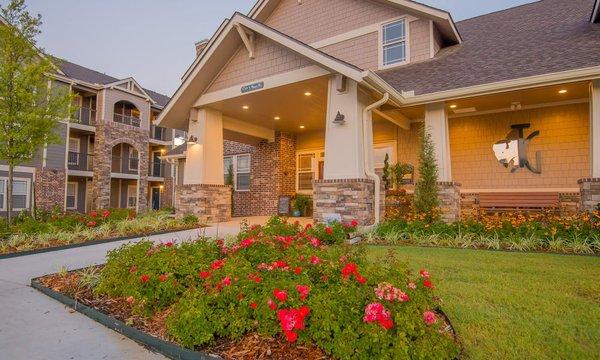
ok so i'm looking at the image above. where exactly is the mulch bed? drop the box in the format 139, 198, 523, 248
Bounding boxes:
37, 268, 329, 360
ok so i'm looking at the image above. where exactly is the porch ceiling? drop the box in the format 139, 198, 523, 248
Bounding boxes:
207, 76, 329, 134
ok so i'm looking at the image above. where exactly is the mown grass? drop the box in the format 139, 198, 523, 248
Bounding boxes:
367, 246, 600, 359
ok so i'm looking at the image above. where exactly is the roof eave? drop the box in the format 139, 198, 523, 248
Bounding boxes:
592, 0, 600, 23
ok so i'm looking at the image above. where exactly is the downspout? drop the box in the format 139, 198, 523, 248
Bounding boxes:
362, 93, 389, 225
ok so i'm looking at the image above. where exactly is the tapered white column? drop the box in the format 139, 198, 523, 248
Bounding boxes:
183, 108, 224, 185
323, 76, 366, 179
591, 80, 600, 178
424, 102, 452, 182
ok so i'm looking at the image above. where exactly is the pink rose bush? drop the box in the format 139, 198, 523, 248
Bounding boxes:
95, 216, 458, 359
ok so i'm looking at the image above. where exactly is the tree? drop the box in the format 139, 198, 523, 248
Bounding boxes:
0, 0, 71, 223
382, 153, 391, 190
413, 125, 439, 217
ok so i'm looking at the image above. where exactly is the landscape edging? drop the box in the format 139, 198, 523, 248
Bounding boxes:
30, 278, 219, 360
0, 227, 202, 260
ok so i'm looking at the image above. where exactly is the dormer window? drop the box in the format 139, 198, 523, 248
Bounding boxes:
381, 19, 407, 68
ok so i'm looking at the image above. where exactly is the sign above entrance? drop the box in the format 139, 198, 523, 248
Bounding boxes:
241, 81, 264, 94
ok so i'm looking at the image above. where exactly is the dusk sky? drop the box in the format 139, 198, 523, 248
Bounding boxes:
2, 0, 535, 96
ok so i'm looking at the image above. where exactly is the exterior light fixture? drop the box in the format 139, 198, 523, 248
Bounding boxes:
274, 116, 280, 120
187, 135, 198, 144
558, 89, 567, 94
304, 92, 312, 96
159, 185, 164, 190
299, 125, 305, 129
242, 105, 249, 110
449, 104, 457, 109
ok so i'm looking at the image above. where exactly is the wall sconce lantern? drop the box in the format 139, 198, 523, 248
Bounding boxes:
187, 135, 198, 144
333, 111, 346, 125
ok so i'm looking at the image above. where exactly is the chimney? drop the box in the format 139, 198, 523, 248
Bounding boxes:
195, 39, 209, 57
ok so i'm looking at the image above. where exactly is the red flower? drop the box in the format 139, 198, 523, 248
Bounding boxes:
423, 279, 434, 289
165, 241, 174, 248
304, 223, 312, 230
309, 237, 321, 247
268, 298, 277, 310
249, 302, 257, 309
351, 219, 359, 227
90, 211, 98, 218
277, 307, 311, 343
129, 265, 137, 274
296, 284, 310, 300
158, 274, 169, 282
273, 288, 288, 302
419, 269, 430, 279
423, 311, 437, 326
102, 210, 110, 218
325, 227, 333, 235
139, 274, 150, 283
341, 263, 358, 279
211, 259, 226, 270
240, 238, 255, 248
199, 271, 211, 279
294, 267, 302, 275
86, 221, 97, 228
126, 296, 134, 304
284, 330, 298, 343
363, 302, 393, 330
310, 255, 321, 265
355, 275, 367, 285
221, 277, 232, 287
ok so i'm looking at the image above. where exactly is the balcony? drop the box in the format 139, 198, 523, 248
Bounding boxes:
149, 162, 166, 178
150, 126, 167, 141
112, 156, 139, 175
71, 107, 96, 126
113, 113, 141, 128
67, 152, 94, 172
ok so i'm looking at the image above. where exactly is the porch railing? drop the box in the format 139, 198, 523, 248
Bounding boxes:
113, 113, 141, 127
67, 152, 94, 171
71, 107, 96, 126
150, 126, 167, 141
149, 162, 166, 177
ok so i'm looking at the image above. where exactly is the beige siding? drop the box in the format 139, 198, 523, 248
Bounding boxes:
432, 23, 443, 55
101, 88, 151, 130
265, 0, 406, 44
409, 19, 431, 63
321, 32, 379, 70
206, 35, 313, 93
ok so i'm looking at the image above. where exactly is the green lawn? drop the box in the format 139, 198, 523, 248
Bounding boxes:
367, 246, 600, 360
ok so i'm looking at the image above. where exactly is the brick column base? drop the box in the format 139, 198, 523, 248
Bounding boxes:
35, 168, 66, 212
175, 184, 232, 223
578, 178, 600, 212
162, 177, 174, 209
438, 182, 461, 223
313, 178, 379, 225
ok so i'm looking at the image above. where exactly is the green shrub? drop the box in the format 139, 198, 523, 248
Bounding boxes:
182, 214, 199, 226
94, 224, 458, 359
413, 125, 439, 220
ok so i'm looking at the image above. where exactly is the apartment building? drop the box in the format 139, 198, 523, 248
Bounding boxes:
0, 58, 181, 216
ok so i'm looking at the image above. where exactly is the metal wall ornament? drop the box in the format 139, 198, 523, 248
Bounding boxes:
492, 123, 542, 174
333, 111, 346, 125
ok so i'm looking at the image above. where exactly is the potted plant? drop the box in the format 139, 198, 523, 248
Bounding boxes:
292, 194, 313, 217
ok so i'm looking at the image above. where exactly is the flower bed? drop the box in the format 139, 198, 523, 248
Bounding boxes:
37, 217, 459, 359
0, 210, 201, 255
370, 210, 600, 254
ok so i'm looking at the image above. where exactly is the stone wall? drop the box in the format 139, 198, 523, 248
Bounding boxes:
161, 177, 174, 209
34, 168, 66, 212
438, 182, 461, 222
579, 178, 600, 212
175, 184, 232, 223
313, 178, 376, 225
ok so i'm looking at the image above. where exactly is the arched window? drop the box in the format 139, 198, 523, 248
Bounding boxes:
113, 101, 141, 127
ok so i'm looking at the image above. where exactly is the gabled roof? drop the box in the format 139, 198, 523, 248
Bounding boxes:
104, 77, 156, 104
158, 12, 405, 130
378, 0, 600, 97
248, 0, 462, 44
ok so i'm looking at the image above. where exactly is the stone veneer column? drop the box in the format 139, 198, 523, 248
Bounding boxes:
161, 177, 174, 208
437, 181, 461, 222
313, 178, 376, 225
578, 178, 600, 212
34, 168, 66, 212
175, 184, 231, 223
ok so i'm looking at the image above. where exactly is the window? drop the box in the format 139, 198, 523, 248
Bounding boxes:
382, 19, 407, 67
12, 180, 28, 209
66, 182, 77, 210
0, 179, 4, 210
129, 148, 139, 171
127, 185, 137, 209
223, 154, 251, 191
297, 153, 315, 191
68, 138, 80, 166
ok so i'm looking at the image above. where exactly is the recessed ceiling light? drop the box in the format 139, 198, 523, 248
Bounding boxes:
304, 92, 312, 96
449, 104, 457, 109
274, 116, 280, 120
299, 125, 305, 129
558, 89, 567, 94
242, 105, 249, 110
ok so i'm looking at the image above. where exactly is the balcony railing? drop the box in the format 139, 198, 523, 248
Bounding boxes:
71, 107, 96, 126
67, 152, 94, 171
149, 162, 166, 177
113, 113, 141, 127
112, 156, 139, 175
150, 126, 167, 141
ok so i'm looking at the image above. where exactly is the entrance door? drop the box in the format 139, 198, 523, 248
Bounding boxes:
151, 187, 160, 210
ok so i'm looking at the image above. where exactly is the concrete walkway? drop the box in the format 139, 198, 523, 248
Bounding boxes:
0, 222, 248, 360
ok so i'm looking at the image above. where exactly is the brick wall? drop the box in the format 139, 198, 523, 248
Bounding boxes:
35, 168, 66, 212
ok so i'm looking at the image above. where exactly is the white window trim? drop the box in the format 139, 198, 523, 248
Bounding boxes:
378, 17, 411, 70
128, 148, 139, 172
224, 154, 251, 192
68, 137, 81, 166
126, 184, 137, 209
66, 181, 78, 210
0, 177, 31, 211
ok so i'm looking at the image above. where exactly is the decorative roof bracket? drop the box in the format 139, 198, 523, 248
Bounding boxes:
234, 23, 255, 59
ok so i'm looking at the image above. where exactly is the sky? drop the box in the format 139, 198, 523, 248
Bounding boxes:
2, 0, 535, 96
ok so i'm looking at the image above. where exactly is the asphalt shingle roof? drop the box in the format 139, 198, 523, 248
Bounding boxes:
378, 0, 600, 96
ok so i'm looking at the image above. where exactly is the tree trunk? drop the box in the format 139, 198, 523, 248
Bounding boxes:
7, 164, 13, 225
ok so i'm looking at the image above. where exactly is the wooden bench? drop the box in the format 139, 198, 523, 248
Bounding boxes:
479, 192, 559, 212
